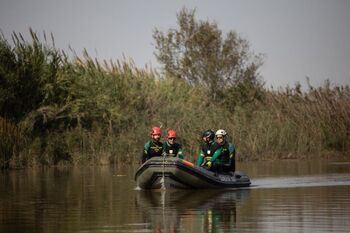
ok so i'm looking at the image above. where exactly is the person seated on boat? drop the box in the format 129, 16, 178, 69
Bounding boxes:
163, 130, 184, 159
141, 126, 164, 163
196, 129, 223, 172
215, 129, 236, 174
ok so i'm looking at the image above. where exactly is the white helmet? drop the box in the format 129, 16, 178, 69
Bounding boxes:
215, 129, 227, 136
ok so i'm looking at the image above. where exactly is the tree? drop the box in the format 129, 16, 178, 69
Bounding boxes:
153, 8, 264, 99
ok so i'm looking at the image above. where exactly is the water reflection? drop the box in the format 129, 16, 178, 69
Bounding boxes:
136, 189, 250, 233
1, 160, 350, 233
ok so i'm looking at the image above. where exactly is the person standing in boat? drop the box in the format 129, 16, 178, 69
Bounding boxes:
141, 126, 164, 163
196, 129, 222, 172
163, 130, 184, 159
215, 129, 236, 173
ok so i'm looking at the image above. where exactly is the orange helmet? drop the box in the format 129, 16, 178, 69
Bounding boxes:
151, 127, 161, 135
167, 130, 177, 138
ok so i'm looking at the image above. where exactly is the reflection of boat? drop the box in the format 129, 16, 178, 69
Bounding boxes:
135, 157, 251, 189
135, 189, 251, 233
136, 189, 250, 210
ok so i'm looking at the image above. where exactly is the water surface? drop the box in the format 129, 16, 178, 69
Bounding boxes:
1, 160, 350, 232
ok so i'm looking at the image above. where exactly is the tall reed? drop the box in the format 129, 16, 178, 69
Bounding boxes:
1, 30, 349, 168
0, 117, 26, 168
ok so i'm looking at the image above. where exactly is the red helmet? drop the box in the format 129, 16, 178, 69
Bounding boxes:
167, 130, 177, 138
151, 127, 161, 135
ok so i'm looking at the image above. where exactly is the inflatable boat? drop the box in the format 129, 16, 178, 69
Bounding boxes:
135, 157, 251, 189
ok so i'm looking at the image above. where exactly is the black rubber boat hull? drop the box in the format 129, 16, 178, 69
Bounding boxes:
135, 157, 251, 189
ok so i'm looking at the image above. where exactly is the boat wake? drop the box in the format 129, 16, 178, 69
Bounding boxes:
251, 173, 350, 189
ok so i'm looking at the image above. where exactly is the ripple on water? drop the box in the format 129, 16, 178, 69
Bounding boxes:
251, 173, 350, 189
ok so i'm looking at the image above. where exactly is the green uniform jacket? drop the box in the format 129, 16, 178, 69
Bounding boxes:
196, 141, 222, 166
142, 140, 163, 163
217, 141, 236, 172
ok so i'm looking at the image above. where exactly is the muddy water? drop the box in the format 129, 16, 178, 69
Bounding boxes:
1, 160, 350, 232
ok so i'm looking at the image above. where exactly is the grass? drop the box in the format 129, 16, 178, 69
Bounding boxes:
0, 30, 349, 169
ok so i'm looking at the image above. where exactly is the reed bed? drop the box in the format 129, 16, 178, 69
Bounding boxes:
0, 117, 26, 169
0, 31, 349, 168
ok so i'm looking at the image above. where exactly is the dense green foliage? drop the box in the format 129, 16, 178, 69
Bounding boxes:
0, 29, 349, 169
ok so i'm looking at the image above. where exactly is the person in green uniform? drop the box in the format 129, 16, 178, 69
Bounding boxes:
215, 129, 236, 173
196, 129, 223, 172
141, 126, 164, 163
163, 130, 184, 159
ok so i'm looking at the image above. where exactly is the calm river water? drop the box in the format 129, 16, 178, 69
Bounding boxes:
1, 159, 350, 233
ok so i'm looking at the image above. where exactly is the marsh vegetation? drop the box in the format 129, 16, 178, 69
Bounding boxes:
1, 9, 349, 169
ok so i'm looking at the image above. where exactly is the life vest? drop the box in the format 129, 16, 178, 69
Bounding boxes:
201, 141, 220, 158
164, 142, 181, 157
